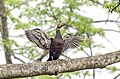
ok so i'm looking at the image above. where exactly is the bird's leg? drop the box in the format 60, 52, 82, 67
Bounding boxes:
51, 56, 59, 75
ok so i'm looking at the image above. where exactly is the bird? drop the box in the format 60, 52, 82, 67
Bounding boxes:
47, 26, 64, 61
25, 23, 84, 61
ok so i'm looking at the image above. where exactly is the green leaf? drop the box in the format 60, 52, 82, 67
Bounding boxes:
106, 66, 118, 73
14, 22, 31, 30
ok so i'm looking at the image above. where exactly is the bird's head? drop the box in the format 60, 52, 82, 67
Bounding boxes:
57, 22, 66, 29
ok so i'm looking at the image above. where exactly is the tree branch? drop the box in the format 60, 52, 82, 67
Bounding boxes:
0, 50, 120, 78
113, 73, 120, 79
94, 20, 120, 23
89, 0, 104, 6
12, 53, 26, 63
110, 0, 120, 13
104, 29, 120, 33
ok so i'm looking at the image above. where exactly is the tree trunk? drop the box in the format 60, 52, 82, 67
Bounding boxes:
0, 0, 12, 64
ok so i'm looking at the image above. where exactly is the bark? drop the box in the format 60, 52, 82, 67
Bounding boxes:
0, 0, 12, 64
0, 50, 120, 79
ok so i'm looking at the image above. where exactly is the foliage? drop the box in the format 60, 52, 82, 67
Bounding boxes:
103, 0, 120, 13
106, 66, 118, 73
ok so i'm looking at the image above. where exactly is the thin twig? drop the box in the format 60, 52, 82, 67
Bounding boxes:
8, 0, 30, 11
90, 0, 104, 6
61, 54, 71, 59
110, 1, 120, 13
94, 20, 120, 23
44, 3, 61, 22
105, 37, 117, 50
15, 53, 31, 60
83, 71, 89, 79
87, 34, 93, 56
113, 73, 120, 79
104, 29, 120, 33
86, 33, 95, 79
36, 50, 49, 61
11, 46, 35, 51
80, 47, 90, 56
12, 53, 26, 63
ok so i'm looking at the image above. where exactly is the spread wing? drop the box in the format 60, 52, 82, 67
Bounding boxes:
63, 34, 84, 52
25, 28, 51, 50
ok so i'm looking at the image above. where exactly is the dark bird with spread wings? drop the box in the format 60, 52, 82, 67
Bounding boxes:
25, 23, 84, 61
